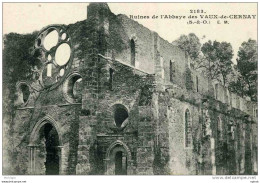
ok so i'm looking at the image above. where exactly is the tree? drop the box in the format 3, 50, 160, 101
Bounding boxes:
236, 39, 257, 101
173, 33, 201, 61
228, 66, 247, 97
200, 40, 234, 86
214, 41, 234, 86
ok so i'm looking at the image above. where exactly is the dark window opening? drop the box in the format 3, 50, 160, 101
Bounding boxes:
115, 151, 127, 175
185, 109, 192, 148
245, 126, 252, 174
66, 74, 82, 102
237, 123, 241, 152
109, 68, 114, 90
43, 123, 59, 175
215, 84, 218, 100
130, 39, 135, 66
114, 105, 129, 128
196, 76, 199, 92
254, 107, 258, 118
37, 38, 41, 47
20, 84, 30, 103
170, 60, 173, 82
217, 118, 222, 140
72, 77, 82, 100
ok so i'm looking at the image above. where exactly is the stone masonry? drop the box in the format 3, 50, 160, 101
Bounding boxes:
6, 3, 257, 175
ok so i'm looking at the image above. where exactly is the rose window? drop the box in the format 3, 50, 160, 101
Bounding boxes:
33, 25, 73, 90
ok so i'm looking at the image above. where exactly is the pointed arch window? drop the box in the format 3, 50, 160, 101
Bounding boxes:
114, 104, 129, 128
185, 109, 192, 148
196, 76, 199, 92
217, 117, 223, 140
215, 84, 219, 100
130, 39, 136, 66
170, 60, 175, 82
109, 68, 114, 91
15, 82, 30, 107
20, 84, 30, 104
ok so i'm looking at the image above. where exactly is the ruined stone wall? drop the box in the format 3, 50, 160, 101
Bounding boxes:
159, 84, 200, 175
166, 98, 199, 175
116, 15, 155, 74
77, 54, 156, 175
158, 37, 187, 87
73, 3, 159, 175
92, 2, 256, 118
9, 11, 88, 175
12, 79, 81, 174
151, 65, 257, 175
94, 57, 147, 174
7, 2, 257, 176
10, 109, 32, 174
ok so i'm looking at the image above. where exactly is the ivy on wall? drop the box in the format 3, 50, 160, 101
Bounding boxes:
3, 32, 41, 174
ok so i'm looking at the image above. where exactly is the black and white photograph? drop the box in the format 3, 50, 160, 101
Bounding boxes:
2, 2, 258, 181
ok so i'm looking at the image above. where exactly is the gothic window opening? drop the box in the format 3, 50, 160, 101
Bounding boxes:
217, 117, 222, 140
63, 73, 83, 103
114, 104, 129, 128
237, 123, 241, 152
185, 109, 192, 148
109, 68, 114, 90
20, 84, 30, 103
196, 76, 199, 92
215, 84, 218, 100
47, 63, 52, 77
203, 110, 212, 137
253, 105, 258, 118
73, 77, 82, 99
226, 89, 230, 105
228, 121, 235, 140
16, 82, 30, 106
170, 60, 173, 82
245, 124, 252, 174
130, 39, 135, 66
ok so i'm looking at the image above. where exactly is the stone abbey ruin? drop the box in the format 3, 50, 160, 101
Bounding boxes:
3, 3, 257, 175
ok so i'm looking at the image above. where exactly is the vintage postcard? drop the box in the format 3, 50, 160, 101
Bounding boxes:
2, 2, 258, 181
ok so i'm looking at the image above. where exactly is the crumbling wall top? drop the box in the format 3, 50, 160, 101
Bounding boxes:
87, 2, 111, 19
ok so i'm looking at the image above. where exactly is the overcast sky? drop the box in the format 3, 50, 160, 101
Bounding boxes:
3, 3, 257, 63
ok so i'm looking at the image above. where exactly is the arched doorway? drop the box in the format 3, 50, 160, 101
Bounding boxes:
115, 151, 127, 175
29, 116, 63, 175
42, 123, 60, 175
105, 141, 132, 175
